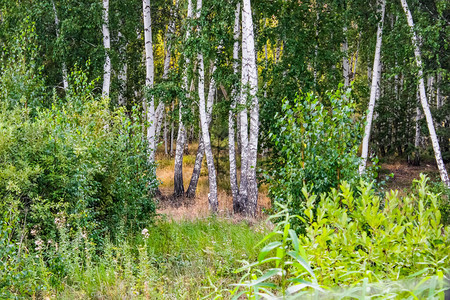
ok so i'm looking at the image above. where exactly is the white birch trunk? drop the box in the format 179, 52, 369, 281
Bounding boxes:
342, 26, 350, 88
52, 0, 68, 90
196, 0, 218, 212
230, 2, 240, 208
359, 0, 385, 175
164, 112, 168, 156
186, 62, 216, 198
155, 102, 165, 143
238, 5, 250, 213
400, 0, 450, 187
170, 102, 174, 156
102, 0, 111, 97
174, 106, 186, 196
174, 0, 194, 197
415, 105, 422, 149
143, 0, 156, 163
242, 0, 259, 216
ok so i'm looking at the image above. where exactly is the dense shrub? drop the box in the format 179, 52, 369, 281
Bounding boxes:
229, 175, 450, 299
0, 71, 158, 245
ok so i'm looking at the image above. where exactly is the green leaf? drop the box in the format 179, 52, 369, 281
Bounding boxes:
258, 241, 282, 262
288, 229, 299, 252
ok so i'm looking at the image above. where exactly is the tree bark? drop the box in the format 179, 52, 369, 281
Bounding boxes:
359, 0, 385, 175
196, 0, 218, 212
400, 0, 450, 187
143, 0, 156, 163
241, 0, 259, 216
164, 112, 168, 156
170, 102, 174, 156
173, 0, 194, 197
102, 0, 111, 97
186, 62, 216, 198
173, 105, 186, 197
342, 26, 350, 88
230, 3, 240, 209
51, 0, 68, 91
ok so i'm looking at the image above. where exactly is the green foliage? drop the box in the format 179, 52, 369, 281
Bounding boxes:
2, 216, 267, 298
0, 17, 46, 109
0, 69, 157, 245
227, 202, 322, 299
227, 175, 449, 299
266, 88, 365, 229
300, 175, 449, 286
429, 180, 450, 226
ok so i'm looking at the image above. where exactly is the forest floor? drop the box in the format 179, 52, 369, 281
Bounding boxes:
155, 143, 444, 220
155, 143, 271, 221
380, 158, 442, 191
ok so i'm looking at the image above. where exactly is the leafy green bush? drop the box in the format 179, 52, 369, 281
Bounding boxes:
0, 69, 158, 245
228, 175, 449, 299
266, 88, 366, 229
300, 175, 449, 286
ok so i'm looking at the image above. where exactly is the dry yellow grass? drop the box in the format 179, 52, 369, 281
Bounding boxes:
155, 142, 271, 220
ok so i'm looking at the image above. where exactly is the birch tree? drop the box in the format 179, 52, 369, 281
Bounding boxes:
359, 0, 385, 175
51, 0, 68, 90
242, 0, 259, 216
230, 2, 240, 208
143, 0, 156, 162
174, 0, 193, 197
102, 0, 111, 97
186, 62, 216, 198
400, 0, 450, 187
196, 0, 218, 211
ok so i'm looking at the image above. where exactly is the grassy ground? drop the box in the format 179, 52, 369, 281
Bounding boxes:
49, 217, 269, 299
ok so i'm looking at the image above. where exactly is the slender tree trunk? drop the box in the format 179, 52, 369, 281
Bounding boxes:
342, 26, 350, 88
143, 0, 156, 163
400, 0, 450, 187
174, 0, 193, 197
230, 3, 240, 209
415, 107, 422, 149
242, 0, 259, 216
196, 0, 218, 212
155, 103, 165, 144
186, 62, 216, 198
170, 102, 174, 156
102, 0, 111, 97
238, 9, 249, 213
51, 0, 68, 90
174, 105, 186, 197
164, 113, 168, 156
359, 0, 386, 175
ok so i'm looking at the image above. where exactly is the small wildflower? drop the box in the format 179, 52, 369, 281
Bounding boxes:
54, 212, 66, 229
142, 228, 149, 239
35, 239, 44, 251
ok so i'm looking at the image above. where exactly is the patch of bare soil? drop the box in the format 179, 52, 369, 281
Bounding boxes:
156, 189, 270, 222
380, 159, 441, 191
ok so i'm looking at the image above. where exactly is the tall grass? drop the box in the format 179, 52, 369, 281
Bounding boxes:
49, 217, 269, 299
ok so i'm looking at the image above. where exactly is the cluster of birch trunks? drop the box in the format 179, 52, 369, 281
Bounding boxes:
50, 0, 449, 216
